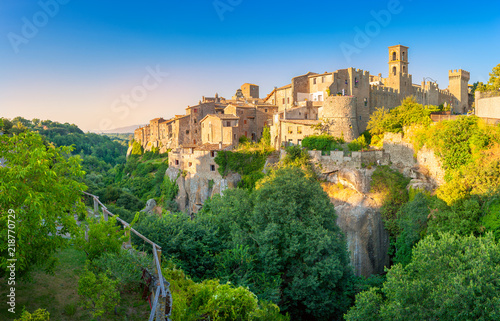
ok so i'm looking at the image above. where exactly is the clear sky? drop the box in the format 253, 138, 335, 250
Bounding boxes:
1, 0, 499, 132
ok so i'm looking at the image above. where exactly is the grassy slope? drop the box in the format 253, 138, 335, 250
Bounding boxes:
0, 247, 150, 321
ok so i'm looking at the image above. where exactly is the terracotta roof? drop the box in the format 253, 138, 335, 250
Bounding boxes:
277, 84, 292, 90
309, 72, 331, 77
195, 143, 232, 151
281, 119, 321, 125
199, 113, 240, 123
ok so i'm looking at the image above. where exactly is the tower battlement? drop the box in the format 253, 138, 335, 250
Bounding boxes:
449, 69, 470, 80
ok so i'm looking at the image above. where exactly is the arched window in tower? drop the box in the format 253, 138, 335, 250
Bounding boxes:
402, 66, 406, 73
402, 52, 405, 61
392, 66, 397, 75
392, 51, 396, 61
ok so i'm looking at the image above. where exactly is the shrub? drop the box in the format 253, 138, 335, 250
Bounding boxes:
301, 134, 343, 151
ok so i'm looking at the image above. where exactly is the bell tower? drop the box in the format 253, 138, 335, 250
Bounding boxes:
388, 45, 409, 76
386, 45, 412, 97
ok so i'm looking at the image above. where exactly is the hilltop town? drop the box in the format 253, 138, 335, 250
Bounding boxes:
134, 45, 471, 155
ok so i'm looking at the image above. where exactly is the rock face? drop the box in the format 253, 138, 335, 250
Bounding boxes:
321, 169, 390, 277
333, 192, 390, 276
166, 167, 241, 215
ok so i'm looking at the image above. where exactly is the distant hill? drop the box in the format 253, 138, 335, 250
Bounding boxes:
94, 124, 146, 134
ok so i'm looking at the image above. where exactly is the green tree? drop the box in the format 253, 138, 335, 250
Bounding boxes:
78, 267, 120, 318
486, 64, 500, 91
367, 107, 392, 135
0, 131, 86, 277
345, 233, 500, 321
130, 140, 143, 155
261, 126, 271, 146
75, 216, 126, 261
250, 167, 353, 320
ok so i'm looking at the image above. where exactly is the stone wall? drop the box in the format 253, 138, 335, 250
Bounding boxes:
308, 149, 390, 175
475, 91, 500, 120
383, 132, 445, 186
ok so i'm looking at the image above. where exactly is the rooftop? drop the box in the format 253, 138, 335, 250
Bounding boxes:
281, 119, 321, 125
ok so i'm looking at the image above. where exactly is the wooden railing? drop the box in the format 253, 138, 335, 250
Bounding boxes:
82, 191, 172, 321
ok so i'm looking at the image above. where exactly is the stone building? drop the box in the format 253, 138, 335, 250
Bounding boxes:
267, 45, 471, 149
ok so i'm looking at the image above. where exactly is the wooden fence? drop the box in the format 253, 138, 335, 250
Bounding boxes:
82, 191, 172, 321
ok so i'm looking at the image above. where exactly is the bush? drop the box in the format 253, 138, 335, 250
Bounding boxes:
88, 250, 152, 291
78, 267, 120, 318
301, 134, 343, 151
14, 309, 50, 321
75, 216, 126, 261
348, 135, 368, 151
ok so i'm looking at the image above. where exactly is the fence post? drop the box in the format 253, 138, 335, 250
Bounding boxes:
93, 198, 99, 217
103, 207, 108, 221
123, 228, 131, 249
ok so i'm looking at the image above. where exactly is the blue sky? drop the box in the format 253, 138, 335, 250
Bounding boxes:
1, 0, 499, 131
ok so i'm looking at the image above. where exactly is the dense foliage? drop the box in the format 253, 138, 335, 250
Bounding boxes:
370, 166, 410, 236
134, 167, 355, 320
301, 134, 344, 151
367, 97, 433, 135
214, 148, 271, 189
345, 233, 500, 320
0, 131, 86, 278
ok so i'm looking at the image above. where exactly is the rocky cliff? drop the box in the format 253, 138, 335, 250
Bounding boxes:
320, 168, 390, 277
166, 167, 241, 215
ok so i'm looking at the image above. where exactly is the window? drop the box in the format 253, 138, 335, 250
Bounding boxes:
186, 130, 190, 134
403, 66, 406, 73
175, 159, 179, 165
211, 151, 215, 157
298, 139, 302, 145
195, 130, 197, 133
194, 119, 197, 123
193, 139, 196, 144
355, 77, 358, 87
210, 164, 216, 171
287, 97, 290, 104
226, 121, 231, 127
392, 66, 397, 75
288, 126, 293, 134
359, 116, 362, 120
392, 51, 396, 61
282, 98, 285, 104
297, 126, 302, 134
364, 98, 368, 107
402, 52, 405, 61
234, 134, 236, 140
265, 109, 268, 112
245, 131, 247, 136
322, 76, 325, 83
244, 120, 247, 124
194, 108, 198, 113
305, 113, 308, 119
313, 78, 316, 84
